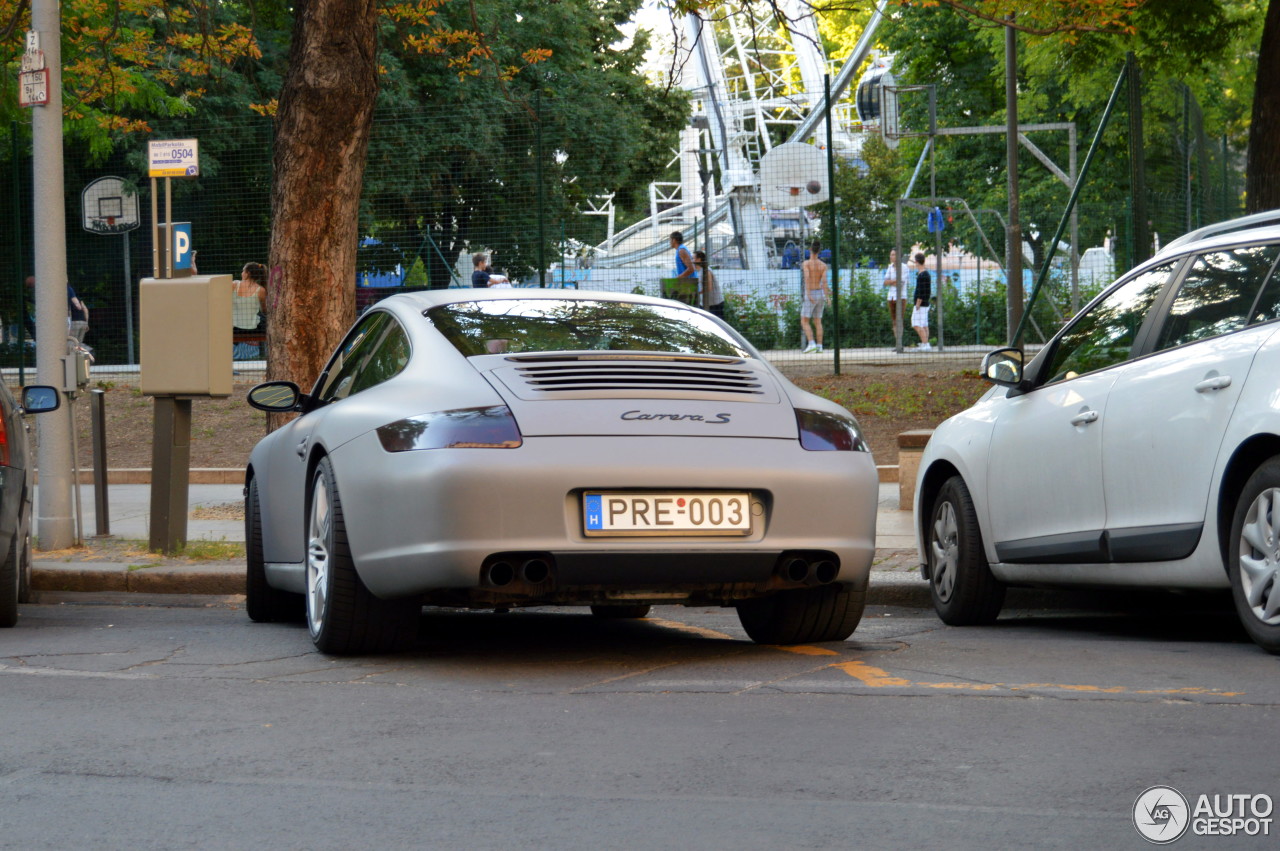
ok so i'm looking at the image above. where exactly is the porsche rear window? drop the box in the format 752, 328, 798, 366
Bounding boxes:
427, 299, 754, 358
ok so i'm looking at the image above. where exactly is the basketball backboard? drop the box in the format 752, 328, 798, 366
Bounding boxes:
758, 143, 829, 209
82, 176, 141, 234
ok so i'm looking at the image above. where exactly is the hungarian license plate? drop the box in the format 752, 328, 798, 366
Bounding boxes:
583, 492, 752, 537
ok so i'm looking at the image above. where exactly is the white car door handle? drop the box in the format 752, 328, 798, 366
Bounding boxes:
1070, 410, 1099, 426
1194, 375, 1232, 393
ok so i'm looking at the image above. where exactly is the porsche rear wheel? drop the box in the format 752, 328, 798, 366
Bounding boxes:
735, 582, 865, 644
590, 604, 651, 619
306, 457, 418, 654
245, 477, 304, 623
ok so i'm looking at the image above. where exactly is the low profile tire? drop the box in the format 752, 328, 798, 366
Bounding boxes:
0, 530, 18, 628
16, 528, 31, 605
245, 477, 304, 623
307, 457, 419, 655
736, 582, 866, 645
590, 604, 651, 619
1229, 457, 1280, 654
928, 475, 1005, 625
16, 492, 32, 604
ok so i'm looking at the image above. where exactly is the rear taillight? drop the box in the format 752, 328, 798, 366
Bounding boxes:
796, 409, 868, 452
0, 413, 9, 466
376, 405, 523, 452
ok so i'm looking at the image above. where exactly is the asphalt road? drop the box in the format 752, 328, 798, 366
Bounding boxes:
1, 596, 1277, 849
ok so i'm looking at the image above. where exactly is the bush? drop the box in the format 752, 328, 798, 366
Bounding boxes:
723, 292, 782, 351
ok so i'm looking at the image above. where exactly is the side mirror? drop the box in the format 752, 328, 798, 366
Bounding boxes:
246, 381, 305, 413
980, 348, 1024, 387
20, 385, 61, 414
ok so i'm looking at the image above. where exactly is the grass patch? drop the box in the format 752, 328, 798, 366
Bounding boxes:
171, 539, 244, 561
798, 371, 986, 420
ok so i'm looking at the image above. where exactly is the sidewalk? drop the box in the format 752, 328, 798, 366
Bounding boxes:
30, 481, 932, 607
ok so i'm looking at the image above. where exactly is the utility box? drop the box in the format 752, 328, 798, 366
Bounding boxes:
140, 274, 233, 396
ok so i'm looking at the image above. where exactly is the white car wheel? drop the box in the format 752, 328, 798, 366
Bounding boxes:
927, 476, 1004, 626
931, 499, 960, 603
1230, 457, 1280, 654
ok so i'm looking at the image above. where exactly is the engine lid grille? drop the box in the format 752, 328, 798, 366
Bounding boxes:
489, 355, 777, 401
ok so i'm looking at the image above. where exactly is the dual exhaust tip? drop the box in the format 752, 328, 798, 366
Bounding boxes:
484, 554, 553, 588
779, 553, 839, 587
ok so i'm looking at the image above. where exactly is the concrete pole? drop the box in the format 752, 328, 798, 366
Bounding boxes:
32, 0, 75, 550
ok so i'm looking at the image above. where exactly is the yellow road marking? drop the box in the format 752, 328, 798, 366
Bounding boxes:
831, 665, 1244, 697
647, 618, 738, 642
644, 618, 1246, 698
832, 661, 913, 687
774, 645, 841, 657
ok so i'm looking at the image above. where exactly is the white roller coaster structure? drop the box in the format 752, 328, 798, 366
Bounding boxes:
592, 1, 888, 271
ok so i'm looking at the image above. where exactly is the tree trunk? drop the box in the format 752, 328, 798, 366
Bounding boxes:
1247, 0, 1280, 212
267, 0, 378, 420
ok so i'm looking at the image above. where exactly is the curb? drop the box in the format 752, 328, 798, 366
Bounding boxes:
52, 469, 244, 485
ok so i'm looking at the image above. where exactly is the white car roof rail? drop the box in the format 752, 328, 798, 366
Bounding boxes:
1161, 209, 1280, 254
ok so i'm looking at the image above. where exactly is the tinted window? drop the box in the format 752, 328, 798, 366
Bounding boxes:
1044, 263, 1173, 385
350, 321, 411, 395
315, 312, 391, 403
1154, 245, 1280, 351
428, 299, 752, 358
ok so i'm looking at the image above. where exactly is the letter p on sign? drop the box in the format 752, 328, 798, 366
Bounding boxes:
172, 223, 194, 270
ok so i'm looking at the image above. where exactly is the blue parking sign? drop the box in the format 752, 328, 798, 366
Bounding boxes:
172, 222, 194, 270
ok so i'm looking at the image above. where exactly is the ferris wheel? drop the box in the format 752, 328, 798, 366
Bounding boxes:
594, 1, 888, 271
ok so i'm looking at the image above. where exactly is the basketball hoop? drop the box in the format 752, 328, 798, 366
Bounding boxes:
759, 143, 829, 209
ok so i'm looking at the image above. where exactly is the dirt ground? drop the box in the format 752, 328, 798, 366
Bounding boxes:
61, 363, 988, 471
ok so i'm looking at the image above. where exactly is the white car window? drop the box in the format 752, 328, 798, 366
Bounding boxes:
1153, 245, 1280, 351
1043, 263, 1173, 385
1251, 260, 1280, 324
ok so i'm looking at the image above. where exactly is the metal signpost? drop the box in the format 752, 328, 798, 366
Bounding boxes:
145, 139, 202, 553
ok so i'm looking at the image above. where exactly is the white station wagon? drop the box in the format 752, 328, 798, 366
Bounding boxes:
915, 211, 1280, 654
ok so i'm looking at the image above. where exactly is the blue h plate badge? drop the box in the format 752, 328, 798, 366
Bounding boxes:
584, 494, 604, 531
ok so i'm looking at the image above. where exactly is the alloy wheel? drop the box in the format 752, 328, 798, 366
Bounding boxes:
306, 475, 332, 635
931, 499, 959, 603
1239, 486, 1280, 626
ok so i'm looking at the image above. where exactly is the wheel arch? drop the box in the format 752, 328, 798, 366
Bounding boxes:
1217, 434, 1280, 573
305, 445, 331, 516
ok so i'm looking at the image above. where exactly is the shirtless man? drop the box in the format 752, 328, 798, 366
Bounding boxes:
800, 241, 830, 353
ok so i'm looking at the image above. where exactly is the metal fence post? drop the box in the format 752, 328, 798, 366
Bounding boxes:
825, 75, 841, 375
90, 388, 110, 537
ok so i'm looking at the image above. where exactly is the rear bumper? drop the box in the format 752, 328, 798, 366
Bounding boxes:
326, 434, 878, 601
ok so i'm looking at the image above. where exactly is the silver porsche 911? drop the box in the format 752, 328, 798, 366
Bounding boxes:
244, 289, 878, 654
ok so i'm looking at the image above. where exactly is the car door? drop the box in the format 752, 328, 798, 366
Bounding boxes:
261, 311, 394, 564
1101, 244, 1280, 559
985, 263, 1175, 563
